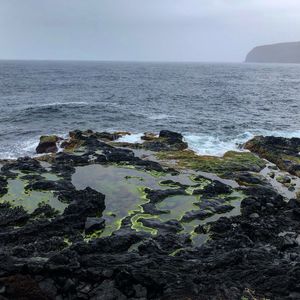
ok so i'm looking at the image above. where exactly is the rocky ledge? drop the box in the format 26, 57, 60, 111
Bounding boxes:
0, 130, 300, 300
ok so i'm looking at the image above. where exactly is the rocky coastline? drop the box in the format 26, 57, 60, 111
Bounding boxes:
0, 129, 300, 300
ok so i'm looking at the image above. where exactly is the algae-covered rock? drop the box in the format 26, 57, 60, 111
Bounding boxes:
276, 175, 292, 185
244, 136, 300, 176
228, 171, 267, 186
141, 132, 157, 141
36, 135, 60, 154
199, 180, 232, 196
142, 130, 188, 152
156, 149, 266, 175
95, 131, 121, 141
2, 129, 300, 300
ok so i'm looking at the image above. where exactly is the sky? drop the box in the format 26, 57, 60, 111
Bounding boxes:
0, 0, 300, 62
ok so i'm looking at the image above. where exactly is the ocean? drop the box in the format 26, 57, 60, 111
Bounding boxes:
0, 60, 299, 159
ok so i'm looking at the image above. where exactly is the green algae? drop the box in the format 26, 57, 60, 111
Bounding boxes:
190, 174, 211, 184
72, 165, 157, 237
72, 163, 247, 245
147, 170, 167, 178
86, 188, 152, 240
132, 189, 247, 246
0, 177, 67, 213
42, 173, 62, 181
96, 215, 123, 238
131, 214, 158, 235
156, 150, 266, 175
159, 180, 182, 188
183, 190, 246, 246
39, 135, 58, 143
72, 164, 199, 238
63, 237, 73, 247
130, 190, 245, 245
185, 184, 207, 195
169, 248, 184, 257
156, 195, 199, 222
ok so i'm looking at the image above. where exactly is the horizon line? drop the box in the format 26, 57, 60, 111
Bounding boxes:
0, 58, 242, 64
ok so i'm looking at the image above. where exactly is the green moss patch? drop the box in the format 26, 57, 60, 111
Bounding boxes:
0, 178, 67, 213
156, 150, 266, 175
131, 214, 158, 235
156, 195, 199, 222
40, 135, 59, 143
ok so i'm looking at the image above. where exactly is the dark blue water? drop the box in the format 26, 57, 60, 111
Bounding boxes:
0, 60, 300, 158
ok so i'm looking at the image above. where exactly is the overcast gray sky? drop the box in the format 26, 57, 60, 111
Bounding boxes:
0, 0, 299, 62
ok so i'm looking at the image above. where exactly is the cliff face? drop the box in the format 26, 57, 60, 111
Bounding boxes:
245, 41, 300, 63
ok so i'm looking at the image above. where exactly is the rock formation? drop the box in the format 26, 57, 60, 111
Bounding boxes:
245, 41, 300, 63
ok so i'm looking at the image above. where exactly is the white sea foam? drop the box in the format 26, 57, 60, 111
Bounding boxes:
0, 133, 68, 160
184, 130, 300, 157
0, 138, 39, 160
26, 101, 89, 109
183, 133, 253, 157
148, 114, 173, 120
117, 133, 144, 143
1, 130, 300, 160
116, 130, 300, 157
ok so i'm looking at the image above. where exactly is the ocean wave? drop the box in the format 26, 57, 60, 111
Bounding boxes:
0, 132, 68, 160
113, 129, 300, 157
0, 138, 39, 160
25, 101, 89, 109
184, 130, 300, 156
117, 133, 144, 143
183, 133, 253, 157
10, 102, 92, 120
1, 130, 300, 160
148, 114, 174, 120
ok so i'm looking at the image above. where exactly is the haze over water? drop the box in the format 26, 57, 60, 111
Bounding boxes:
0, 60, 300, 159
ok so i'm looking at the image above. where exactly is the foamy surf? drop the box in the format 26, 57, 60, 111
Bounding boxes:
1, 130, 300, 160
183, 134, 251, 157
25, 102, 89, 109
0, 133, 68, 160
117, 133, 144, 143
148, 114, 174, 120
0, 138, 39, 160
184, 130, 300, 156
116, 130, 300, 157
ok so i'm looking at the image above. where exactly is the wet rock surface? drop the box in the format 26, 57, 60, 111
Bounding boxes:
36, 135, 61, 154
0, 130, 299, 299
142, 130, 188, 152
245, 135, 300, 176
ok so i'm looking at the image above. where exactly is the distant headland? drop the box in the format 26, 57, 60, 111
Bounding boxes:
245, 41, 300, 63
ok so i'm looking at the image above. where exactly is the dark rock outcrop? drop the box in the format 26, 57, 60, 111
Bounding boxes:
244, 135, 300, 176
85, 217, 105, 234
1, 130, 300, 299
36, 135, 60, 154
142, 130, 188, 152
